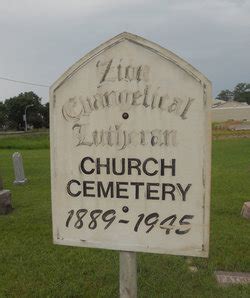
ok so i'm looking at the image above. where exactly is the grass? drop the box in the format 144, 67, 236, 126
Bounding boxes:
0, 132, 49, 150
0, 133, 250, 297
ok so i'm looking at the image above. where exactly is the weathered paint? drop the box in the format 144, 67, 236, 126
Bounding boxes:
50, 32, 211, 257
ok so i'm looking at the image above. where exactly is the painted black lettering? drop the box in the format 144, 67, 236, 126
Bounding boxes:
88, 209, 102, 229
143, 86, 150, 107
74, 209, 88, 229
162, 183, 175, 200
125, 65, 134, 81
176, 215, 194, 234
99, 59, 113, 83
147, 183, 160, 200
116, 182, 129, 199
160, 214, 177, 234
97, 181, 114, 198
144, 213, 159, 233
131, 182, 144, 199
117, 63, 123, 81
160, 159, 176, 176
142, 158, 158, 176
134, 213, 145, 232
66, 210, 74, 227
82, 181, 95, 197
102, 209, 116, 229
136, 66, 142, 81
128, 158, 141, 175
80, 157, 95, 174
112, 158, 125, 175
96, 158, 110, 174
67, 179, 81, 197
177, 183, 192, 201
180, 98, 195, 120
132, 91, 142, 106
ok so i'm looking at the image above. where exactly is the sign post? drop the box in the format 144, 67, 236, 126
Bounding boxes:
50, 32, 211, 296
120, 251, 137, 298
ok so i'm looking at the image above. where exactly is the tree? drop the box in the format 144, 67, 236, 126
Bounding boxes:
216, 89, 233, 101
0, 102, 7, 130
4, 91, 44, 130
216, 82, 250, 105
233, 83, 250, 104
40, 102, 49, 128
233, 83, 247, 99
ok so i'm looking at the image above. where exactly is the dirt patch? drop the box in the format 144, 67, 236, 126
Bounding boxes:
212, 120, 250, 139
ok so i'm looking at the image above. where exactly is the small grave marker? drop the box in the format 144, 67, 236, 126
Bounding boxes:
215, 271, 250, 285
241, 201, 250, 219
0, 175, 13, 215
12, 152, 27, 185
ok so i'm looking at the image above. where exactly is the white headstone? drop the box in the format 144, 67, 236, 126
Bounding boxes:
0, 175, 13, 215
241, 201, 250, 219
12, 152, 27, 185
50, 32, 211, 257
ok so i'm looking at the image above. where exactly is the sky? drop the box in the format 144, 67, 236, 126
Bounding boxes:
0, 0, 249, 104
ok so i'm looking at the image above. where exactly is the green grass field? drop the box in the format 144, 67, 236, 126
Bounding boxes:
0, 133, 250, 297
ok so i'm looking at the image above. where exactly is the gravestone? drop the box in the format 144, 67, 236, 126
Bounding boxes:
241, 201, 250, 219
215, 271, 250, 285
50, 32, 211, 257
0, 175, 13, 215
12, 152, 27, 185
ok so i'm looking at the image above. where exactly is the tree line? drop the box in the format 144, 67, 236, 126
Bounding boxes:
0, 91, 49, 131
216, 82, 250, 103
0, 84, 249, 131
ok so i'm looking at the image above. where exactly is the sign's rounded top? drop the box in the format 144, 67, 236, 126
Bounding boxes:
50, 30, 211, 258
50, 32, 211, 93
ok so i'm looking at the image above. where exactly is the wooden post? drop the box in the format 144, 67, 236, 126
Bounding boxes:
120, 251, 137, 298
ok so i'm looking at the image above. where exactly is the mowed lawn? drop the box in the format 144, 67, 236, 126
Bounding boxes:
0, 133, 250, 297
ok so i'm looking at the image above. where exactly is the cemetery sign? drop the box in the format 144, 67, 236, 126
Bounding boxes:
50, 32, 211, 257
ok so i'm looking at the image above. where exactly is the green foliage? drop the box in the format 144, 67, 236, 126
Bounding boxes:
1, 91, 49, 130
0, 134, 249, 297
4, 91, 42, 129
233, 83, 250, 104
233, 83, 249, 99
0, 102, 7, 128
216, 82, 250, 104
40, 102, 49, 128
216, 89, 233, 101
